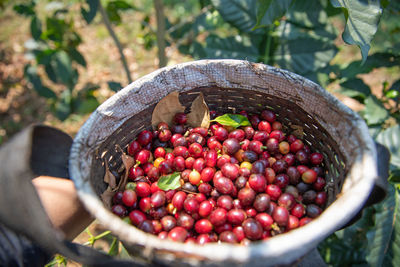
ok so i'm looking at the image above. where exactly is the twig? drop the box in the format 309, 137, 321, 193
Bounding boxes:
98, 0, 133, 84
154, 0, 167, 67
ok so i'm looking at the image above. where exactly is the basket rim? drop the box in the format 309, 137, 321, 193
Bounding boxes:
69, 59, 378, 265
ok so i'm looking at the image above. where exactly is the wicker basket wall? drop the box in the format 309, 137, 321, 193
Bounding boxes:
70, 60, 378, 266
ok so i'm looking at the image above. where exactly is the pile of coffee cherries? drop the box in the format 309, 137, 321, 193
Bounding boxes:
111, 110, 327, 245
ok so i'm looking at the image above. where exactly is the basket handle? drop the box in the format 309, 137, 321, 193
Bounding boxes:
0, 125, 149, 266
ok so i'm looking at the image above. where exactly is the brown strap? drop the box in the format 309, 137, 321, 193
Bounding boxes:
0, 125, 147, 266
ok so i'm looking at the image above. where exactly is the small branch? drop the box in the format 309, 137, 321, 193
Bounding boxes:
154, 0, 167, 67
98, 1, 132, 84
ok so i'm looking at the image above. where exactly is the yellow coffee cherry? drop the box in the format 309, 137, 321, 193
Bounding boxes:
240, 161, 252, 170
153, 157, 165, 168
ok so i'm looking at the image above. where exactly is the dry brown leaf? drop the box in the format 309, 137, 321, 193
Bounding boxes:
100, 187, 115, 209
101, 159, 117, 208
151, 91, 185, 129
103, 159, 117, 189
116, 145, 135, 191
290, 124, 304, 138
187, 93, 210, 129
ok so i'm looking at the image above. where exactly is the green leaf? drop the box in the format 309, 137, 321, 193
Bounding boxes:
157, 172, 181, 191
330, 0, 383, 62
202, 34, 260, 61
376, 125, 400, 170
255, 0, 272, 28
81, 0, 99, 24
212, 114, 251, 128
337, 78, 371, 103
75, 98, 99, 114
389, 170, 400, 183
107, 81, 122, 92
53, 51, 74, 87
211, 0, 258, 33
30, 16, 42, 40
362, 95, 389, 126
254, 0, 293, 29
285, 0, 327, 28
24, 65, 57, 99
55, 89, 72, 120
366, 184, 396, 266
106, 0, 134, 25
68, 48, 87, 67
273, 33, 337, 74
13, 3, 35, 17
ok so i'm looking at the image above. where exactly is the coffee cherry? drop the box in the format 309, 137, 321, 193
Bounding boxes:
242, 218, 263, 240
151, 191, 166, 208
255, 213, 273, 230
176, 212, 195, 230
183, 198, 199, 215
221, 163, 239, 180
248, 174, 267, 192
266, 184, 282, 201
129, 210, 146, 226
195, 219, 213, 234
137, 130, 153, 146
223, 138, 240, 155
227, 209, 247, 225
302, 169, 318, 184
209, 208, 227, 226
174, 113, 187, 125
237, 187, 256, 207
168, 226, 188, 242
310, 152, 324, 165
253, 193, 271, 212
136, 182, 151, 198
272, 206, 289, 226
229, 129, 245, 141
112, 204, 127, 217
213, 176, 234, 195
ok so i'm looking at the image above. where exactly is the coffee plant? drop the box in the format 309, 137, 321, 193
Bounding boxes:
9, 0, 400, 266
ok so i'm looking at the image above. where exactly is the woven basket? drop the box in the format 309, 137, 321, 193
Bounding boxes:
70, 59, 378, 266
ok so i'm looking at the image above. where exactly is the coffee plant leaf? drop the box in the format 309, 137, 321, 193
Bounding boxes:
366, 184, 398, 266
273, 34, 337, 75
151, 91, 185, 129
24, 64, 57, 99
68, 47, 87, 67
211, 0, 291, 33
363, 95, 389, 126
81, 0, 99, 24
254, 0, 294, 29
376, 125, 400, 170
107, 81, 122, 92
30, 16, 42, 40
330, 0, 382, 62
212, 114, 251, 128
337, 78, 371, 103
202, 34, 260, 62
187, 92, 210, 129
158, 172, 182, 191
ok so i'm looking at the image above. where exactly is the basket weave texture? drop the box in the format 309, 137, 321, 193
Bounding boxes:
70, 59, 378, 266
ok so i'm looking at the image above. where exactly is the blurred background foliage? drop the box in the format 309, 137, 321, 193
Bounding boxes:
1, 0, 400, 266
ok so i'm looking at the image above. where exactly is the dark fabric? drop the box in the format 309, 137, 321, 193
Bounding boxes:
0, 223, 51, 267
